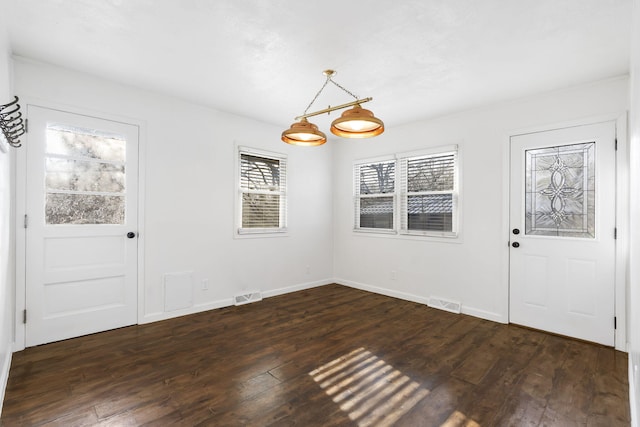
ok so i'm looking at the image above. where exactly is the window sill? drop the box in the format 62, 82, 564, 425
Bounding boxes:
353, 229, 461, 243
399, 230, 458, 239
353, 228, 397, 235
236, 227, 289, 239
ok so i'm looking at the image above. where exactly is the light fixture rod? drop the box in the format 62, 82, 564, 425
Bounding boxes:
295, 97, 373, 120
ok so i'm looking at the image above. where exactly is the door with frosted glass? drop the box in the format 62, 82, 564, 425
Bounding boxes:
25, 106, 138, 346
509, 121, 616, 346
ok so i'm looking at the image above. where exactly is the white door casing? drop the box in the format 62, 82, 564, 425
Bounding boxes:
509, 121, 616, 346
25, 106, 139, 346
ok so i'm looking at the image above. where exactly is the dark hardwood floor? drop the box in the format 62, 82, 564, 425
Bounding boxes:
1, 284, 630, 426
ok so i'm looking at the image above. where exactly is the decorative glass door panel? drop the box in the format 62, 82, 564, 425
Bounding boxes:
525, 142, 595, 238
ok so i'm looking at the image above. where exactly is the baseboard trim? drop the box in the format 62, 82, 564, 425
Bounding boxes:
141, 298, 234, 324
261, 279, 334, 299
630, 352, 639, 427
0, 343, 13, 417
335, 278, 429, 305
461, 305, 506, 324
141, 279, 333, 324
334, 278, 505, 324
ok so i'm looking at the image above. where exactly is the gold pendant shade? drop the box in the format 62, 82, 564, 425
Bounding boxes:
281, 118, 327, 146
330, 104, 384, 138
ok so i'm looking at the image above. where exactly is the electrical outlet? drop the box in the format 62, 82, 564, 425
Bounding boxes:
201, 279, 209, 290
391, 270, 397, 280
305, 265, 311, 275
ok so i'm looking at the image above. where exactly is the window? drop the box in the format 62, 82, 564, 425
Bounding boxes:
45, 124, 127, 225
354, 159, 395, 231
399, 148, 458, 236
353, 146, 459, 238
237, 147, 287, 234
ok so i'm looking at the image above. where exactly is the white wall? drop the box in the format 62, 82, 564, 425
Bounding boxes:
333, 77, 629, 324
13, 59, 334, 329
628, 0, 640, 424
0, 7, 14, 413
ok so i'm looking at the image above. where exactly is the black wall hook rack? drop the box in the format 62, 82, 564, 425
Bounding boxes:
0, 96, 25, 148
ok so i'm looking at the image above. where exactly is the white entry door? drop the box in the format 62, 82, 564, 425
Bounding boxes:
25, 106, 139, 347
509, 121, 616, 346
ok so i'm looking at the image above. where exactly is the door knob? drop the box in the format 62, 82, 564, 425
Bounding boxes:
512, 242, 520, 248
127, 232, 136, 239
512, 228, 520, 235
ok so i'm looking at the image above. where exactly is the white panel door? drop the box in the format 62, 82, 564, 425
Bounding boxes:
25, 106, 138, 346
509, 121, 616, 346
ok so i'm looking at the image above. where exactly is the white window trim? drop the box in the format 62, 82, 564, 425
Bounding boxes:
399, 146, 459, 238
352, 145, 461, 240
235, 145, 288, 238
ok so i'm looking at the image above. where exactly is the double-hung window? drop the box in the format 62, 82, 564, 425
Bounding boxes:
353, 146, 459, 238
354, 158, 395, 231
237, 147, 287, 235
399, 147, 458, 237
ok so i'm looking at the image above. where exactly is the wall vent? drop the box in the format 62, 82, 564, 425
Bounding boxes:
234, 291, 262, 306
427, 296, 461, 314
164, 272, 194, 312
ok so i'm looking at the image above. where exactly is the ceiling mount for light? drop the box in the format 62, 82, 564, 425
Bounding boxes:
281, 70, 384, 146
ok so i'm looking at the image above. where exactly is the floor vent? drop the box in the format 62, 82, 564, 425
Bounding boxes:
428, 297, 461, 314
234, 291, 262, 306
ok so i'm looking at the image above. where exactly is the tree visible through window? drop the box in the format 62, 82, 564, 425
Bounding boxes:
400, 150, 457, 235
354, 159, 395, 230
353, 147, 458, 237
238, 149, 287, 233
45, 124, 126, 225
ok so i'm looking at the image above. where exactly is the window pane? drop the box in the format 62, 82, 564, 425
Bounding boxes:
360, 197, 394, 229
407, 194, 452, 232
239, 150, 287, 232
359, 162, 395, 194
525, 142, 595, 238
242, 193, 280, 228
240, 154, 281, 191
46, 194, 125, 225
46, 158, 125, 192
407, 154, 455, 192
46, 125, 126, 162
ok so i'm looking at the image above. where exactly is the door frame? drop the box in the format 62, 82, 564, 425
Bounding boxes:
14, 99, 147, 351
503, 113, 628, 351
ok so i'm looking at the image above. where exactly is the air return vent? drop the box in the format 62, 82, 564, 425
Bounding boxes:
427, 296, 461, 314
164, 272, 194, 312
234, 291, 262, 306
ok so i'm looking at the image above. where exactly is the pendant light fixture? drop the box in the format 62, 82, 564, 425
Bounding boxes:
330, 104, 385, 138
281, 118, 326, 146
281, 70, 384, 146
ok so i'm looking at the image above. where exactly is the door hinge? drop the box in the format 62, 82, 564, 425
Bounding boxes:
24, 214, 28, 229
23, 309, 27, 324
615, 138, 618, 150
25, 118, 28, 133
614, 227, 617, 239
614, 316, 617, 330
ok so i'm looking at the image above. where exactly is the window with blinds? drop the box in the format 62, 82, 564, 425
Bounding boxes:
354, 159, 396, 231
238, 148, 287, 234
399, 148, 458, 236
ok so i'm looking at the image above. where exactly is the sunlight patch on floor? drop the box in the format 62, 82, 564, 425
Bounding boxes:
440, 410, 481, 426
309, 347, 431, 426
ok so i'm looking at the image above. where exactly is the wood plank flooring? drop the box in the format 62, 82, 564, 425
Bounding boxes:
1, 284, 630, 426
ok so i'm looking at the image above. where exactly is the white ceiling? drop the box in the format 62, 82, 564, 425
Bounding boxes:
2, 0, 632, 131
